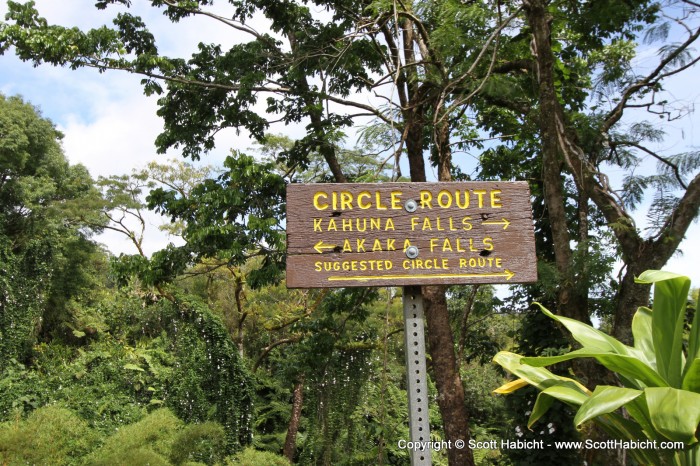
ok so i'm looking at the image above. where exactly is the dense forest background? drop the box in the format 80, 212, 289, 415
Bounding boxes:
1, 0, 700, 464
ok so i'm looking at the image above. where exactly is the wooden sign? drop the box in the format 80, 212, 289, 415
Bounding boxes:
286, 182, 537, 288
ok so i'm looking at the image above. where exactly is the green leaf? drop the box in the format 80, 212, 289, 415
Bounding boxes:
529, 391, 555, 429
529, 384, 590, 429
522, 349, 667, 388
574, 386, 643, 427
645, 387, 700, 444
631, 307, 656, 368
534, 303, 631, 354
123, 363, 145, 372
688, 288, 700, 378
636, 270, 691, 387
493, 351, 591, 394
681, 359, 700, 393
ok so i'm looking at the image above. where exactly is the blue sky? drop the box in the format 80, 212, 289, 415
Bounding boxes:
1, 0, 699, 287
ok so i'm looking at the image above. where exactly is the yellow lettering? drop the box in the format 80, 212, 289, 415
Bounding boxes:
342, 219, 353, 231
372, 239, 382, 252
483, 237, 494, 251
462, 217, 473, 231
343, 240, 352, 252
314, 218, 322, 232
328, 219, 337, 231
358, 191, 371, 209
491, 189, 502, 208
315, 262, 322, 271
385, 219, 395, 231
340, 192, 353, 210
469, 238, 479, 252
391, 191, 402, 209
370, 218, 381, 230
437, 190, 452, 208
496, 258, 502, 267
375, 192, 387, 210
473, 189, 487, 208
442, 238, 453, 252
411, 217, 420, 231
449, 217, 457, 231
456, 238, 466, 252
387, 239, 396, 251
332, 191, 338, 210
356, 218, 367, 232
455, 190, 469, 209
313, 192, 329, 210
357, 239, 366, 252
403, 239, 412, 251
436, 217, 445, 231
420, 191, 433, 209
430, 238, 439, 252
459, 258, 467, 268
442, 259, 448, 269
422, 218, 432, 231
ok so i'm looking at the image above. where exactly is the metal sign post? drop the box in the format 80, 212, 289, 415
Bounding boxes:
403, 286, 431, 465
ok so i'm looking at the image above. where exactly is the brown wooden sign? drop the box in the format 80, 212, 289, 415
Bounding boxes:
286, 182, 537, 288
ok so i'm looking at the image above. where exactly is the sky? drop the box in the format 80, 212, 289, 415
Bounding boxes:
1, 1, 699, 288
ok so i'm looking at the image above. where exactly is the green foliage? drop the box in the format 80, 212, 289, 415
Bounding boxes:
108, 152, 286, 288
87, 408, 182, 465
228, 446, 290, 466
0, 93, 106, 361
0, 406, 98, 466
0, 287, 253, 455
0, 406, 230, 466
495, 271, 699, 465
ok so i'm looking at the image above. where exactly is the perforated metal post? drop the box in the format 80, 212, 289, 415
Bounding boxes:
403, 286, 432, 465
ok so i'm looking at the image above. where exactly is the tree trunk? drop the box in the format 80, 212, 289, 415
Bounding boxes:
283, 377, 305, 462
422, 285, 475, 466
526, 0, 592, 327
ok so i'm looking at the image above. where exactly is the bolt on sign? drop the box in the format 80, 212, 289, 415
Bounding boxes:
286, 182, 537, 288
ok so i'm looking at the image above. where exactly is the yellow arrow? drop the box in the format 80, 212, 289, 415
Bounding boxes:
314, 240, 337, 254
328, 270, 516, 282
482, 218, 510, 230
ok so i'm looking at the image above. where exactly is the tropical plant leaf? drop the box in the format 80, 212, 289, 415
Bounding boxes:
529, 384, 590, 429
632, 306, 656, 367
528, 390, 555, 429
533, 303, 631, 354
492, 351, 591, 395
522, 349, 667, 388
688, 289, 700, 377
636, 270, 691, 387
493, 378, 529, 394
573, 386, 643, 427
681, 359, 700, 393
645, 387, 700, 444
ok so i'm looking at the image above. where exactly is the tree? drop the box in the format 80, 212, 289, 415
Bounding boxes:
0, 93, 104, 359
502, 0, 696, 346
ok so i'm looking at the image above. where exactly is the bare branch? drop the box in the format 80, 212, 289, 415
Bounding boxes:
601, 23, 700, 135
616, 140, 688, 189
